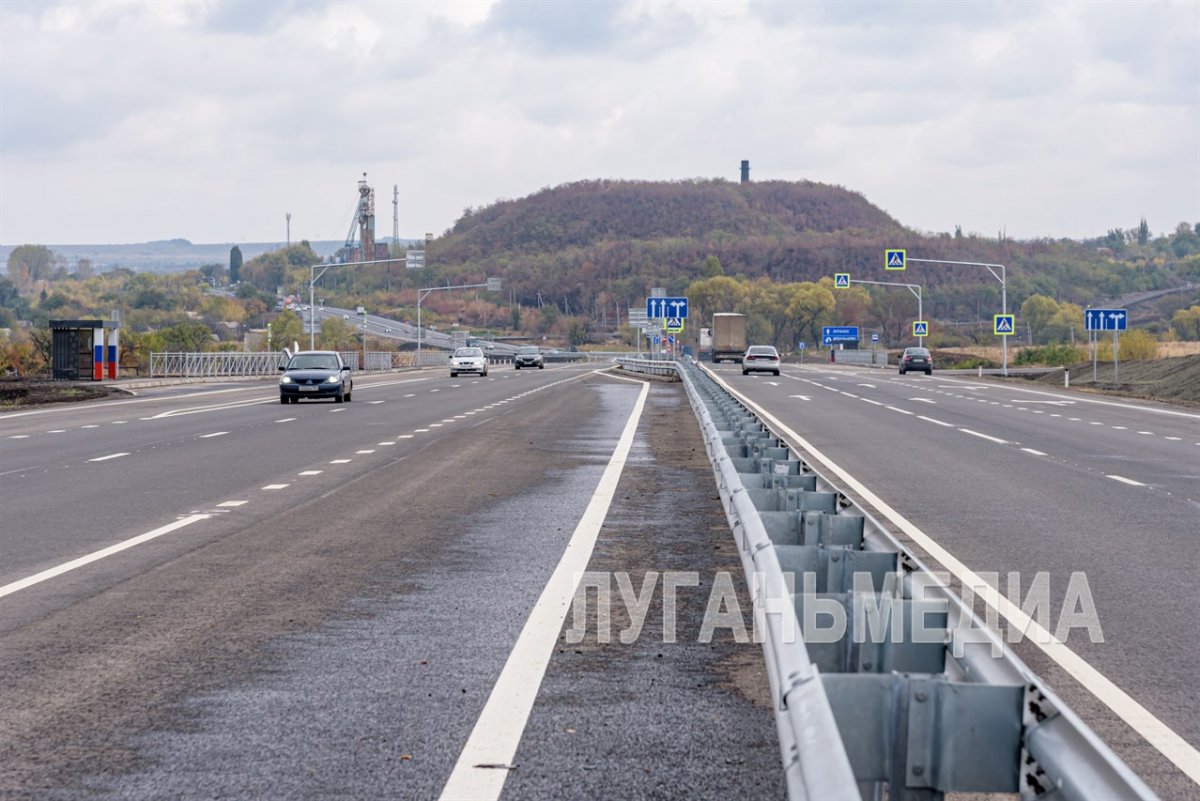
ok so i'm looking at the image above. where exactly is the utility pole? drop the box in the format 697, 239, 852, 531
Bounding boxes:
286, 213, 291, 247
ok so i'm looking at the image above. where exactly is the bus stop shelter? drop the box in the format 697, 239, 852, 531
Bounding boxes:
49, 319, 120, 381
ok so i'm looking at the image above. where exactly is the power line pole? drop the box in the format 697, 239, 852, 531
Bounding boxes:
286, 212, 291, 247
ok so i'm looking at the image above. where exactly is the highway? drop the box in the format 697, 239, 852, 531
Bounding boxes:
707, 360, 1200, 800
0, 363, 782, 800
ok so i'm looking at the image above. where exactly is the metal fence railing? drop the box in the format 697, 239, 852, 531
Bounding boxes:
624, 358, 1156, 800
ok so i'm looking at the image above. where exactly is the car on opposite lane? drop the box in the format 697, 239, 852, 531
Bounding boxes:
279, 350, 353, 403
899, 347, 933, 375
742, 345, 781, 376
450, 347, 489, 377
514, 346, 545, 370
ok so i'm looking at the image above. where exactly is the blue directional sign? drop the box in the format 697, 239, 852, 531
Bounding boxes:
993, 314, 1015, 336
1085, 308, 1128, 332
871, 333, 879, 343
885, 249, 906, 270
822, 326, 859, 345
667, 335, 675, 344
653, 335, 661, 345
913, 321, 928, 337
646, 296, 689, 320
834, 273, 850, 289
797, 341, 807, 350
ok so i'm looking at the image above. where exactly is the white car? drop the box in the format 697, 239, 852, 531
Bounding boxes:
742, 345, 781, 375
450, 347, 488, 377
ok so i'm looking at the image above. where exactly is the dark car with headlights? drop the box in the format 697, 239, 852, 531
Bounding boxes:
899, 347, 933, 375
514, 345, 544, 369
279, 351, 353, 403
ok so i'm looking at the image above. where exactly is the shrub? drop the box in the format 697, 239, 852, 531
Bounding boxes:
1014, 344, 1086, 366
1118, 329, 1159, 360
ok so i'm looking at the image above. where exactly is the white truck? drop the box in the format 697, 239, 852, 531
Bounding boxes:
711, 313, 747, 363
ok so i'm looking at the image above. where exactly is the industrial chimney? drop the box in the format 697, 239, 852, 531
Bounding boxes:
740, 160, 750, 184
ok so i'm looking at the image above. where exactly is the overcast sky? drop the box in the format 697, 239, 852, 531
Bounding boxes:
2, 0, 1197, 246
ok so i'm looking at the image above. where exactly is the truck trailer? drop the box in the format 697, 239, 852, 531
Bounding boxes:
711, 313, 747, 363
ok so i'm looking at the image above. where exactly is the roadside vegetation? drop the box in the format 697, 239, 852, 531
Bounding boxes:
3, 181, 1199, 379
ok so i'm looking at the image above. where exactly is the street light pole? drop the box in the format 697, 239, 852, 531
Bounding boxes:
849, 279, 923, 346
307, 256, 406, 351
906, 257, 1007, 375
415, 279, 501, 357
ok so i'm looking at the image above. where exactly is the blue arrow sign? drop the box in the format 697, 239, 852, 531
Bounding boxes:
1085, 308, 1128, 331
822, 326, 859, 343
993, 314, 1015, 335
646, 296, 688, 319
653, 335, 661, 344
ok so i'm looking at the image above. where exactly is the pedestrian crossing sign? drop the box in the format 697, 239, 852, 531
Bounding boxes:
834, 273, 850, 289
913, 321, 928, 337
885, 249, 906, 270
993, 314, 1015, 335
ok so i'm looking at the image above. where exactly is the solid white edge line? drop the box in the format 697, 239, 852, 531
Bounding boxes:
700, 365, 1200, 784
439, 380, 650, 801
0, 514, 211, 598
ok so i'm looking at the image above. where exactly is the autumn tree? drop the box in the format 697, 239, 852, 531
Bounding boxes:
229, 246, 243, 284
320, 316, 357, 350
1118, 329, 1158, 360
1169, 306, 1200, 340
1021, 294, 1060, 344
271, 309, 305, 349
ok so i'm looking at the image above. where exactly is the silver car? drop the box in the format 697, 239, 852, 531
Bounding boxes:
450, 347, 488, 377
742, 345, 781, 376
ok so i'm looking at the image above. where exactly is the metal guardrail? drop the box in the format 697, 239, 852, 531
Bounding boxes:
615, 356, 679, 377
622, 357, 1156, 800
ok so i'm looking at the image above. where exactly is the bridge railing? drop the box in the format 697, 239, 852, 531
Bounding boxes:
620, 358, 1157, 800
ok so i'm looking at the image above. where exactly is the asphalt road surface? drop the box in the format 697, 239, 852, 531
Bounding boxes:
0, 364, 781, 800
708, 359, 1200, 800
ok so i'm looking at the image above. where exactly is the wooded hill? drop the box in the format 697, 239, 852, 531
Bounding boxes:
421, 178, 1200, 336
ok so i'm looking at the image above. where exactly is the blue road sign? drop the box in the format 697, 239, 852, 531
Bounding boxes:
822, 326, 859, 345
871, 333, 879, 343
993, 314, 1015, 335
885, 249, 906, 270
667, 335, 675, 344
653, 335, 661, 344
834, 273, 850, 288
1085, 308, 1128, 332
797, 341, 807, 350
913, 321, 928, 337
646, 296, 689, 319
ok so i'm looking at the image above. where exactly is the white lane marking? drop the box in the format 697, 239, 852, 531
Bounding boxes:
918, 415, 954, 428
1106, 475, 1146, 487
937, 376, 1200, 420
1089, 421, 1104, 426
378, 441, 396, 446
199, 431, 229, 438
1069, 417, 1081, 421
789, 395, 812, 401
959, 428, 1008, 445
397, 435, 414, 439
702, 366, 1200, 783
454, 415, 467, 419
330, 459, 352, 464
81, 424, 99, 429
430, 389, 440, 393
886, 406, 913, 415
861, 398, 884, 406
1022, 448, 1048, 456
369, 400, 385, 405
87, 452, 130, 462
148, 397, 277, 419
262, 484, 290, 490
404, 394, 415, 398
841, 392, 859, 399
356, 449, 376, 454
47, 429, 66, 434
1137, 431, 1154, 436
9, 435, 29, 439
1165, 436, 1182, 441
275, 417, 297, 423
439, 381, 649, 800
298, 470, 323, 476
1112, 426, 1128, 430
1050, 414, 1062, 418
217, 500, 248, 507
440, 418, 456, 423
857, 383, 876, 388
112, 420, 127, 424
329, 408, 345, 413
910, 397, 936, 404
0, 514, 211, 598
429, 423, 443, 428
414, 428, 430, 433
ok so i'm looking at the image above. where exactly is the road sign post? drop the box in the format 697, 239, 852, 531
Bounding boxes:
646, 296, 689, 320
847, 277, 923, 345
1085, 308, 1128, 386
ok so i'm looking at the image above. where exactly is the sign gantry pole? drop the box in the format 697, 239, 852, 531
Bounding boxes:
903, 257, 1007, 376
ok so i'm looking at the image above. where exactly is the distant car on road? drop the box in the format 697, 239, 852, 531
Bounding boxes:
742, 345, 781, 376
514, 346, 544, 369
450, 347, 488, 377
899, 347, 933, 375
279, 350, 353, 403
